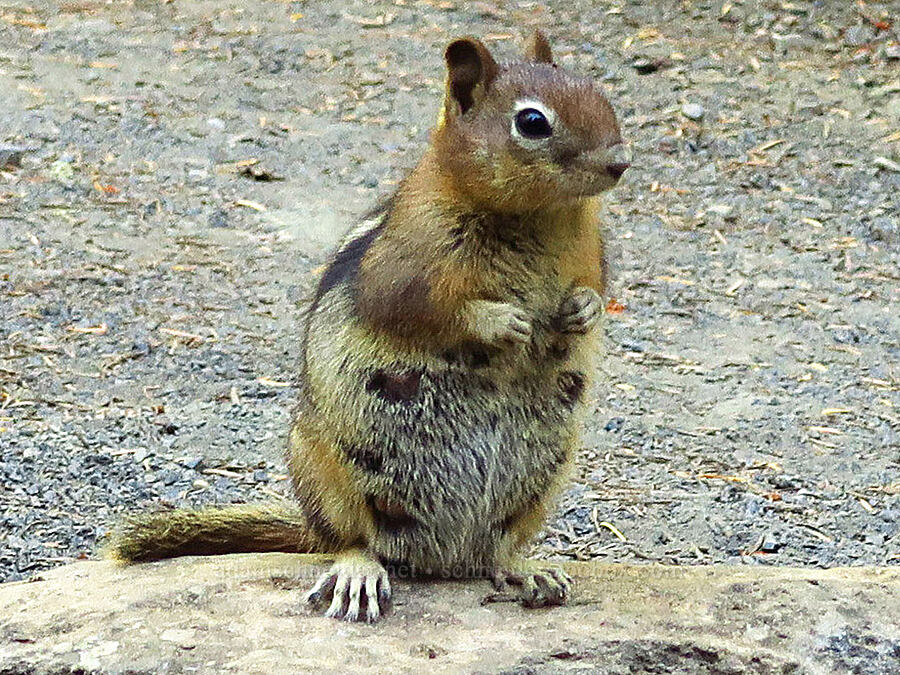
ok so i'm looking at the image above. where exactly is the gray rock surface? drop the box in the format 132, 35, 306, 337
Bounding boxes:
1, 555, 898, 674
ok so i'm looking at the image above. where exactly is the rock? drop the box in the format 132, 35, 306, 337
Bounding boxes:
873, 156, 900, 173
869, 216, 900, 243
843, 24, 875, 48
771, 33, 807, 51
631, 57, 662, 74
0, 144, 31, 169
886, 44, 900, 60
47, 158, 76, 183
707, 203, 735, 219
1, 555, 898, 674
681, 103, 705, 121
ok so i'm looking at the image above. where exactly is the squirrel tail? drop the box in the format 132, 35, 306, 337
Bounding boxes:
105, 502, 327, 563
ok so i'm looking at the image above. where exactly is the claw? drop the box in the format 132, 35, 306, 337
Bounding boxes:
305, 551, 392, 623
304, 572, 337, 606
365, 575, 382, 623
558, 287, 602, 334
492, 563, 571, 609
324, 572, 350, 619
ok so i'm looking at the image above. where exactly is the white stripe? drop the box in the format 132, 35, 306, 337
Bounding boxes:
335, 214, 385, 255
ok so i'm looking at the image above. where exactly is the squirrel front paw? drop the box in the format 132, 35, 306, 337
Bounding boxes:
556, 287, 602, 334
305, 549, 392, 623
491, 562, 572, 608
463, 300, 532, 346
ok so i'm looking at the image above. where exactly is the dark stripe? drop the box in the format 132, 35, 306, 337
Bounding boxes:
341, 442, 384, 475
366, 368, 423, 404
367, 495, 418, 532
448, 225, 465, 251
310, 198, 394, 309
558, 370, 586, 410
312, 223, 383, 307
292, 491, 341, 547
441, 344, 491, 369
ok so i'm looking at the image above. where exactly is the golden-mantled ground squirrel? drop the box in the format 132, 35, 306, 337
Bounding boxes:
109, 31, 628, 623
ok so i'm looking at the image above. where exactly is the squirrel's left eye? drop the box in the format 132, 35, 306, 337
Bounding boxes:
514, 108, 553, 139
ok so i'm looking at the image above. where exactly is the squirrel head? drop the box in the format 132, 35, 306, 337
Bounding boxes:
432, 31, 628, 214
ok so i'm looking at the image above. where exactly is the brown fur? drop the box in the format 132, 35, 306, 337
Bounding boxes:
107, 31, 626, 623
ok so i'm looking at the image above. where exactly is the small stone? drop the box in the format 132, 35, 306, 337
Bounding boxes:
771, 33, 805, 50
886, 44, 900, 60
708, 204, 734, 219
681, 103, 705, 121
760, 535, 782, 553
159, 628, 196, 649
873, 156, 900, 173
782, 2, 811, 15
604, 417, 625, 433
631, 57, 660, 74
869, 216, 899, 243
843, 24, 875, 48
208, 209, 228, 228
48, 159, 76, 182
179, 456, 204, 470
0, 144, 29, 169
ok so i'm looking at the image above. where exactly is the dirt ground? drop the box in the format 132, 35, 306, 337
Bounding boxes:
1, 0, 898, 583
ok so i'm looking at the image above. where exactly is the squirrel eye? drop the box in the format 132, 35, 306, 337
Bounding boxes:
514, 108, 553, 139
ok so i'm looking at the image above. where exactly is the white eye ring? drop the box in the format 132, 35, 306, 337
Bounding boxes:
510, 99, 557, 149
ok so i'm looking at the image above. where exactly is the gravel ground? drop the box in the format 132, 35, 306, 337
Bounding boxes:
1, 0, 898, 583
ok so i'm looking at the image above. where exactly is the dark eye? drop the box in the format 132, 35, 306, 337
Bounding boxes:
514, 108, 553, 139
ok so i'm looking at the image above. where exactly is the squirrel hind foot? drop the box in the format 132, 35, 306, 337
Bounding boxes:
305, 549, 392, 623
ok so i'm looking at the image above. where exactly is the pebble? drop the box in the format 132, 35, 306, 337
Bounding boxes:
760, 533, 782, 553
771, 33, 806, 50
681, 103, 705, 121
873, 156, 900, 173
48, 159, 76, 182
0, 144, 29, 169
843, 24, 875, 48
708, 204, 734, 219
631, 57, 660, 74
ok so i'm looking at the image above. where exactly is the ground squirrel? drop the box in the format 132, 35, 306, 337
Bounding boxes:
108, 30, 628, 623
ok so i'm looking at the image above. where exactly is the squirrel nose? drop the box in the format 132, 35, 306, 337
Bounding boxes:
605, 142, 631, 181
606, 163, 630, 180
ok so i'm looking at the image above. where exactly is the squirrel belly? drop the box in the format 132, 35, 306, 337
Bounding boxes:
295, 195, 603, 575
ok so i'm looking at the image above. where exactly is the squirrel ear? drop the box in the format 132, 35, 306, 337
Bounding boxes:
523, 30, 553, 64
444, 37, 499, 116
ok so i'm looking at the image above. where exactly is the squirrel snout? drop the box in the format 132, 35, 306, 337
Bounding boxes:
606, 163, 630, 180
579, 143, 631, 183
605, 143, 631, 181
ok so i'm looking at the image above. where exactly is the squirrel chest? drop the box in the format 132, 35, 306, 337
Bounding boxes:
300, 204, 602, 571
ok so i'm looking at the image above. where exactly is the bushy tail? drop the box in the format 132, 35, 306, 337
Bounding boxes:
105, 503, 325, 563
